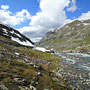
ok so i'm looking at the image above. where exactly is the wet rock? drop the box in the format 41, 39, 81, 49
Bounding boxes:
52, 77, 66, 87
31, 72, 41, 87
13, 78, 20, 82
36, 72, 42, 76
31, 81, 36, 86
22, 79, 30, 86
88, 73, 90, 76
19, 86, 30, 90
33, 65, 43, 70
0, 84, 8, 90
83, 79, 90, 85
30, 85, 37, 90
56, 72, 63, 78
13, 78, 29, 86
29, 63, 34, 66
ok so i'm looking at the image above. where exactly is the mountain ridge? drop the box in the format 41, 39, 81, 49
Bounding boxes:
0, 23, 34, 46
37, 19, 90, 53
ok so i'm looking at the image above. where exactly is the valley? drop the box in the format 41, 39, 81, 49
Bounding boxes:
0, 0, 90, 90
0, 24, 71, 90
0, 19, 90, 90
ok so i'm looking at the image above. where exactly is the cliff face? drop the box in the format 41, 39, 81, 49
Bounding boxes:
37, 19, 90, 53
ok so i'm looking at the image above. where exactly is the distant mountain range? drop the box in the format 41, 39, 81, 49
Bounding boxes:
37, 19, 90, 53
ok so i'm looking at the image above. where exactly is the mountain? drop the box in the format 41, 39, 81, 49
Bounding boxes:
37, 19, 90, 53
0, 23, 34, 47
0, 23, 71, 90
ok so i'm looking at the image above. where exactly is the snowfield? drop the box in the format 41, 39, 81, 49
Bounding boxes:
33, 47, 54, 53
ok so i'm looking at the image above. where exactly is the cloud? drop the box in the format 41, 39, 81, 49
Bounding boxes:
1, 5, 9, 10
30, 0, 70, 28
18, 25, 48, 42
0, 5, 31, 26
0, 1, 79, 42
19, 0, 72, 41
78, 11, 90, 20
67, 0, 77, 12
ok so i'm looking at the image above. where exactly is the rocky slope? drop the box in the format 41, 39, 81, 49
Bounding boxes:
0, 24, 71, 90
37, 19, 90, 53
0, 24, 34, 46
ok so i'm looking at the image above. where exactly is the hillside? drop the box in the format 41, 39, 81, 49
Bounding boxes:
0, 24, 71, 90
0, 24, 34, 47
37, 19, 90, 53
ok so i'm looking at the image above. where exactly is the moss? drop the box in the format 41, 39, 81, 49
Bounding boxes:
2, 77, 12, 84
11, 60, 27, 67
36, 74, 63, 89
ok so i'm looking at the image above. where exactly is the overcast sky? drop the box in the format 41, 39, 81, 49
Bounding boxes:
0, 0, 90, 42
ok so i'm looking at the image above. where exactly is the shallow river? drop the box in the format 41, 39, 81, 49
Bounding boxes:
56, 53, 90, 90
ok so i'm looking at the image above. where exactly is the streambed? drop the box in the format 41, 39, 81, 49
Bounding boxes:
56, 53, 90, 90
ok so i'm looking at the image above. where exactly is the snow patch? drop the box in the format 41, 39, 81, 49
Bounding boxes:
83, 23, 90, 26
11, 37, 34, 46
33, 47, 54, 53
15, 53, 20, 55
3, 28, 7, 33
33, 47, 46, 52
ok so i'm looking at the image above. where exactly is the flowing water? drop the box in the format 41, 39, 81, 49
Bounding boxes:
56, 53, 90, 90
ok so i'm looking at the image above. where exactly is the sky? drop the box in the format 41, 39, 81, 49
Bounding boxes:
0, 0, 90, 42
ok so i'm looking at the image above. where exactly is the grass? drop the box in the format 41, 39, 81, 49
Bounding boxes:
16, 46, 60, 71
82, 36, 90, 44
0, 36, 11, 41
0, 35, 72, 89
2, 77, 12, 84
17, 46, 59, 62
0, 50, 67, 89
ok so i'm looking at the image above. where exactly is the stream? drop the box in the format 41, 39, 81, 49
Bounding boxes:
55, 53, 90, 90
